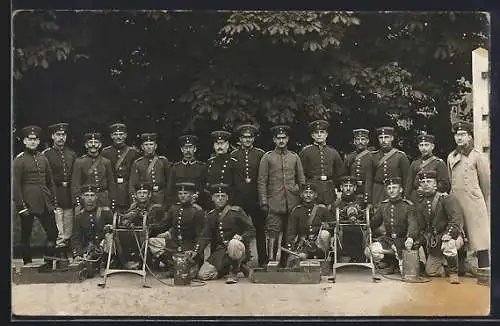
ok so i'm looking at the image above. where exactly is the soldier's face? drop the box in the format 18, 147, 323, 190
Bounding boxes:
273, 134, 289, 149
212, 193, 229, 208
23, 135, 40, 150
181, 144, 196, 159
82, 192, 97, 210
136, 189, 151, 203
111, 131, 127, 146
301, 189, 317, 203
354, 136, 369, 150
51, 131, 67, 147
239, 135, 255, 148
378, 135, 393, 148
213, 140, 229, 155
178, 190, 193, 204
419, 178, 437, 195
341, 183, 356, 196
142, 141, 157, 155
454, 131, 472, 147
386, 184, 403, 199
418, 141, 434, 156
311, 130, 328, 144
85, 139, 102, 153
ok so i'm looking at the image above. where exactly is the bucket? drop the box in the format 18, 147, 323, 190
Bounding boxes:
402, 249, 420, 281
173, 252, 192, 286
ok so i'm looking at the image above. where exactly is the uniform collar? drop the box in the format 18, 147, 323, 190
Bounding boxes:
274, 147, 289, 154
456, 143, 474, 156
313, 142, 327, 148
242, 145, 254, 151
181, 159, 196, 165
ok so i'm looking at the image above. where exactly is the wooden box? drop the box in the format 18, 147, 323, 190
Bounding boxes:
13, 261, 86, 284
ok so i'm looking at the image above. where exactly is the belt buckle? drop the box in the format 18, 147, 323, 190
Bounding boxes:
117, 178, 124, 184
391, 233, 397, 239
61, 182, 68, 187
320, 175, 327, 181
245, 178, 251, 183
178, 235, 183, 241
177, 246, 182, 252
153, 185, 159, 191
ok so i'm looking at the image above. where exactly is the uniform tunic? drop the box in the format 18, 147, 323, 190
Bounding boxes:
168, 159, 206, 206
405, 155, 450, 203
71, 154, 117, 207
71, 207, 113, 256
231, 146, 265, 207
101, 145, 140, 208
203, 154, 239, 197
371, 148, 410, 204
447, 147, 490, 251
344, 149, 374, 204
42, 146, 77, 209
299, 144, 346, 205
129, 155, 171, 206
13, 151, 57, 214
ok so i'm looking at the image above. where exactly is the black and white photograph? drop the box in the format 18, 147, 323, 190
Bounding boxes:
11, 10, 491, 317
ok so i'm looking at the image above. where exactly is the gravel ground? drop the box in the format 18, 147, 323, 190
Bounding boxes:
11, 260, 490, 317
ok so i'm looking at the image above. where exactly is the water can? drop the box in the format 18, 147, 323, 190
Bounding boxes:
173, 252, 192, 286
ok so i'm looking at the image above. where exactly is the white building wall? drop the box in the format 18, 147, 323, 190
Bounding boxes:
472, 47, 490, 160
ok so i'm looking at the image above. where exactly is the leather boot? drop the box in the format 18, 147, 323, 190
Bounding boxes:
448, 273, 460, 284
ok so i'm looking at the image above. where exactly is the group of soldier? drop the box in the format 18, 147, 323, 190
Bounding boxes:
13, 118, 490, 285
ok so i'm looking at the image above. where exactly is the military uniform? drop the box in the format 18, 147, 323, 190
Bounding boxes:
71, 132, 117, 209
344, 129, 374, 204
195, 184, 256, 280
101, 123, 140, 212
371, 127, 410, 205
71, 205, 114, 258
129, 133, 171, 207
42, 123, 78, 248
405, 134, 450, 203
299, 120, 345, 206
13, 125, 59, 264
231, 124, 267, 266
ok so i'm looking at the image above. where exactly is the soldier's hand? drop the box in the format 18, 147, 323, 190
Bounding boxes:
103, 224, 113, 233
184, 250, 197, 260
260, 204, 269, 213
232, 234, 243, 241
404, 237, 414, 250
441, 234, 452, 242
73, 255, 83, 262
298, 253, 307, 260
158, 231, 171, 240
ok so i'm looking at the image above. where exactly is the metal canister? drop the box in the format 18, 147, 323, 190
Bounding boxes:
173, 252, 191, 286
402, 249, 420, 281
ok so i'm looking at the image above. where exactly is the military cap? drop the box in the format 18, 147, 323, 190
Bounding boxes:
109, 123, 127, 133
377, 126, 395, 136
176, 182, 196, 192
339, 175, 359, 185
417, 170, 437, 181
179, 134, 198, 146
383, 177, 402, 186
353, 128, 369, 138
270, 125, 290, 137
21, 125, 42, 138
80, 184, 101, 194
301, 182, 318, 193
236, 124, 259, 137
309, 120, 330, 131
134, 182, 153, 191
452, 121, 473, 135
210, 183, 230, 195
84, 132, 102, 142
416, 133, 435, 144
140, 133, 158, 142
210, 130, 231, 141
48, 122, 69, 134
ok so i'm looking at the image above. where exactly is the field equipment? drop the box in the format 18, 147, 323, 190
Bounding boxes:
250, 259, 321, 284
13, 258, 86, 284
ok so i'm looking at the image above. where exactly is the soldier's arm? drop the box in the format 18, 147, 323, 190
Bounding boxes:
286, 208, 299, 247
43, 156, 58, 207
436, 159, 451, 193
404, 161, 417, 197
406, 204, 419, 240
333, 150, 347, 181
476, 152, 491, 207
370, 203, 383, 230
295, 153, 306, 186
443, 194, 465, 239
365, 155, 374, 204
257, 154, 269, 207
237, 208, 256, 243
162, 157, 172, 204
194, 213, 214, 256
71, 215, 83, 256
400, 153, 411, 197
104, 160, 117, 208
298, 148, 308, 176
71, 159, 82, 206
97, 209, 113, 241
13, 157, 27, 212
194, 208, 206, 240
128, 161, 139, 202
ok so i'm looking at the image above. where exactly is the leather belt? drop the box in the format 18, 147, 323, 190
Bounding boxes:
56, 181, 69, 187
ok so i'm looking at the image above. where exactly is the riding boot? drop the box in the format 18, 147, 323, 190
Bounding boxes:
445, 254, 460, 284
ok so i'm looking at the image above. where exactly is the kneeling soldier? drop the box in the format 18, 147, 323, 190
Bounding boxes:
285, 183, 333, 266
72, 184, 114, 275
148, 182, 205, 276
366, 177, 419, 275
189, 183, 256, 284
411, 170, 464, 284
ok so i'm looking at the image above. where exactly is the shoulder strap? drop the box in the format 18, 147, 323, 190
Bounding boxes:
376, 148, 398, 168
418, 155, 437, 172
218, 205, 232, 223
146, 155, 159, 175
96, 206, 102, 223
88, 156, 102, 175
115, 146, 131, 171
355, 149, 370, 161
431, 192, 441, 214
308, 204, 319, 226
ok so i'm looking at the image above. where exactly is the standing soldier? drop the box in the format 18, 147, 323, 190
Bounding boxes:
299, 120, 345, 208
13, 125, 59, 264
447, 121, 490, 269
231, 124, 267, 267
366, 177, 419, 275
410, 170, 464, 284
42, 122, 77, 255
189, 183, 256, 284
371, 126, 410, 205
168, 135, 206, 209
258, 125, 305, 266
101, 123, 140, 213
344, 128, 374, 205
129, 133, 171, 208
405, 133, 449, 203
203, 130, 240, 206
71, 132, 117, 211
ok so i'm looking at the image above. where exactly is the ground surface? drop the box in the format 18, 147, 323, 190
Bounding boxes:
11, 258, 490, 317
